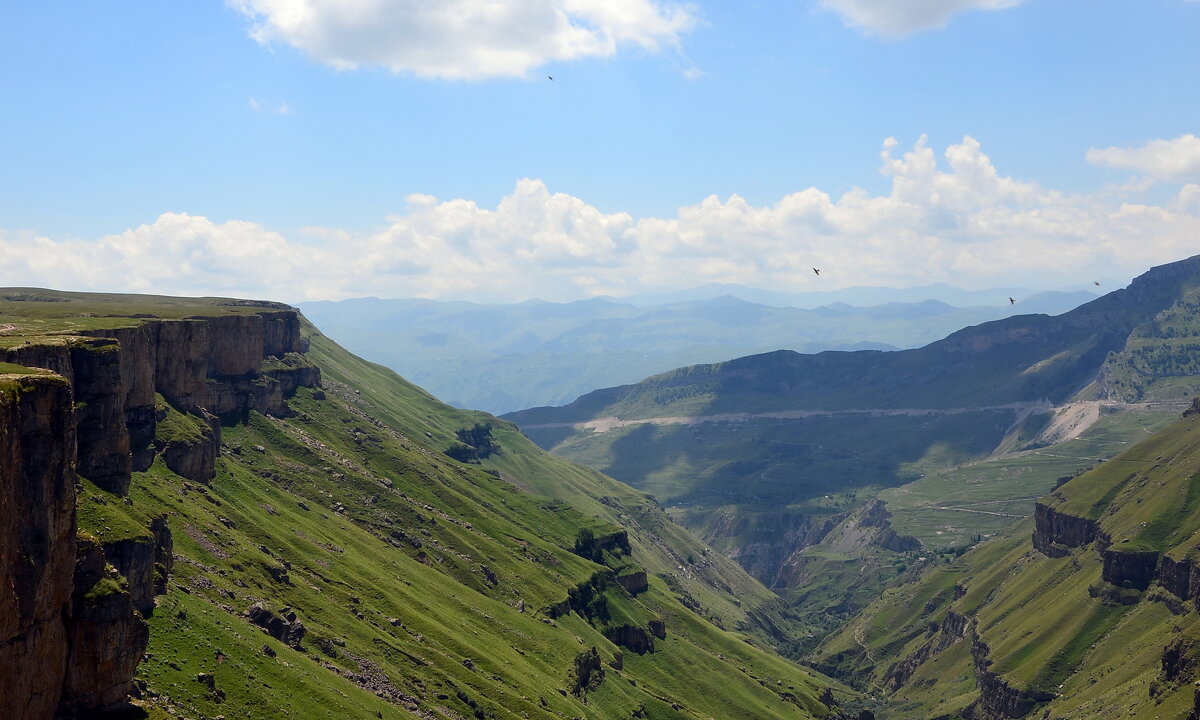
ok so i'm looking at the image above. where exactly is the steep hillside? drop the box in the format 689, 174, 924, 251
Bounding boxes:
0, 289, 848, 720
814, 402, 1200, 719
504, 255, 1200, 612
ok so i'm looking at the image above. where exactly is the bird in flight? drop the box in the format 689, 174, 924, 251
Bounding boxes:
813, 267, 820, 276
1094, 281, 1100, 286
548, 75, 554, 81
1009, 297, 1015, 305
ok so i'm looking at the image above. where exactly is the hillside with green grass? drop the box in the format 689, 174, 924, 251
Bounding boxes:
813, 405, 1200, 719
503, 255, 1200, 626
0, 289, 853, 720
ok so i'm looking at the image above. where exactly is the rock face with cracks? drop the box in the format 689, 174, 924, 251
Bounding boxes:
0, 306, 319, 719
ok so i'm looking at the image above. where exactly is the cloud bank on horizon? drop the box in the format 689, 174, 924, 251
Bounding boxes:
1087, 135, 1200, 183
3, 135, 1197, 303
818, 0, 1030, 36
228, 0, 698, 79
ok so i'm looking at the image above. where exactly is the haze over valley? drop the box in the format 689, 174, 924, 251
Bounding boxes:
4, 1, 1200, 719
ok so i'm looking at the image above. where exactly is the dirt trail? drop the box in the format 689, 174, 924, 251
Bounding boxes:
521, 401, 1052, 434
0, 324, 16, 333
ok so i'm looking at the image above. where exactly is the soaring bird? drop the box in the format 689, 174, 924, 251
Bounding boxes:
1009, 297, 1015, 305
548, 75, 554, 81
813, 267, 820, 276
1094, 281, 1100, 286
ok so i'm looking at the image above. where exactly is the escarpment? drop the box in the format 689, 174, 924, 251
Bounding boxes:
3, 308, 319, 490
1031, 502, 1103, 558
1, 306, 319, 718
0, 374, 77, 720
965, 634, 1055, 720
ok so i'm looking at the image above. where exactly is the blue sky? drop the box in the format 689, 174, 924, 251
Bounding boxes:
2, 0, 1199, 302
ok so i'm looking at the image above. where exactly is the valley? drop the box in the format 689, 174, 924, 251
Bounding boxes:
504, 255, 1200, 657
0, 290, 851, 720
4, 257, 1200, 720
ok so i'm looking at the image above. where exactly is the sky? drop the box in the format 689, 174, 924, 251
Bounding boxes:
1, 0, 1199, 303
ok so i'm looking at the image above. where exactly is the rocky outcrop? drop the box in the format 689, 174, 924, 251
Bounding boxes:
160, 413, 219, 484
569, 647, 605, 696
3, 307, 318, 497
1032, 503, 1102, 558
70, 340, 133, 493
883, 611, 971, 692
604, 624, 656, 654
0, 374, 77, 720
1158, 556, 1200, 603
1102, 548, 1160, 591
265, 353, 321, 396
153, 320, 211, 410
247, 602, 307, 648
965, 634, 1054, 719
78, 324, 158, 471
58, 539, 149, 717
259, 309, 307, 357
616, 570, 649, 595
101, 517, 173, 616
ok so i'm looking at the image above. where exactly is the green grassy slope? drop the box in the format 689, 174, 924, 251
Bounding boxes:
4, 291, 850, 720
813, 408, 1200, 719
500, 256, 1200, 632
304, 325, 816, 653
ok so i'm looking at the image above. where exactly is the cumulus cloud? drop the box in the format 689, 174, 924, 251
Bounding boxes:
1086, 134, 1200, 182
818, 0, 1028, 36
4, 136, 1200, 303
228, 0, 697, 79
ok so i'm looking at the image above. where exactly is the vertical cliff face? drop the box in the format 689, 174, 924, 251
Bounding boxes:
58, 539, 150, 717
71, 341, 133, 494
1031, 502, 1104, 558
0, 374, 77, 720
1, 306, 317, 718
5, 308, 318, 493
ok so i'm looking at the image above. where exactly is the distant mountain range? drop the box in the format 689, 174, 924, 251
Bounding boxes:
503, 255, 1200, 613
299, 287, 1097, 414
599, 281, 1108, 309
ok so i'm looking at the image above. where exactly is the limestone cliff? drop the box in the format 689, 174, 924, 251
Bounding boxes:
0, 373, 77, 720
4, 308, 319, 491
0, 306, 318, 718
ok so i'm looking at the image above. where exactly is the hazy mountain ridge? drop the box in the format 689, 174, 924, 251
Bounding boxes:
298, 288, 1095, 414
502, 255, 1200, 645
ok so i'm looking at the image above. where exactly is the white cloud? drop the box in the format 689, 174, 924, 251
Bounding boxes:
4, 136, 1200, 303
228, 0, 697, 80
1086, 134, 1200, 182
818, 0, 1028, 36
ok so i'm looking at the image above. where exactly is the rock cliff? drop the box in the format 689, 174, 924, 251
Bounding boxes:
0, 373, 77, 720
4, 308, 319, 492
0, 306, 318, 718
1159, 555, 1200, 603
1031, 502, 1103, 558
965, 634, 1055, 719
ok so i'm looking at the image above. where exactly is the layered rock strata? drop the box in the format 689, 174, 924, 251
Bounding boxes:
1032, 503, 1103, 558
1, 307, 317, 718
0, 374, 77, 720
3, 308, 319, 492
